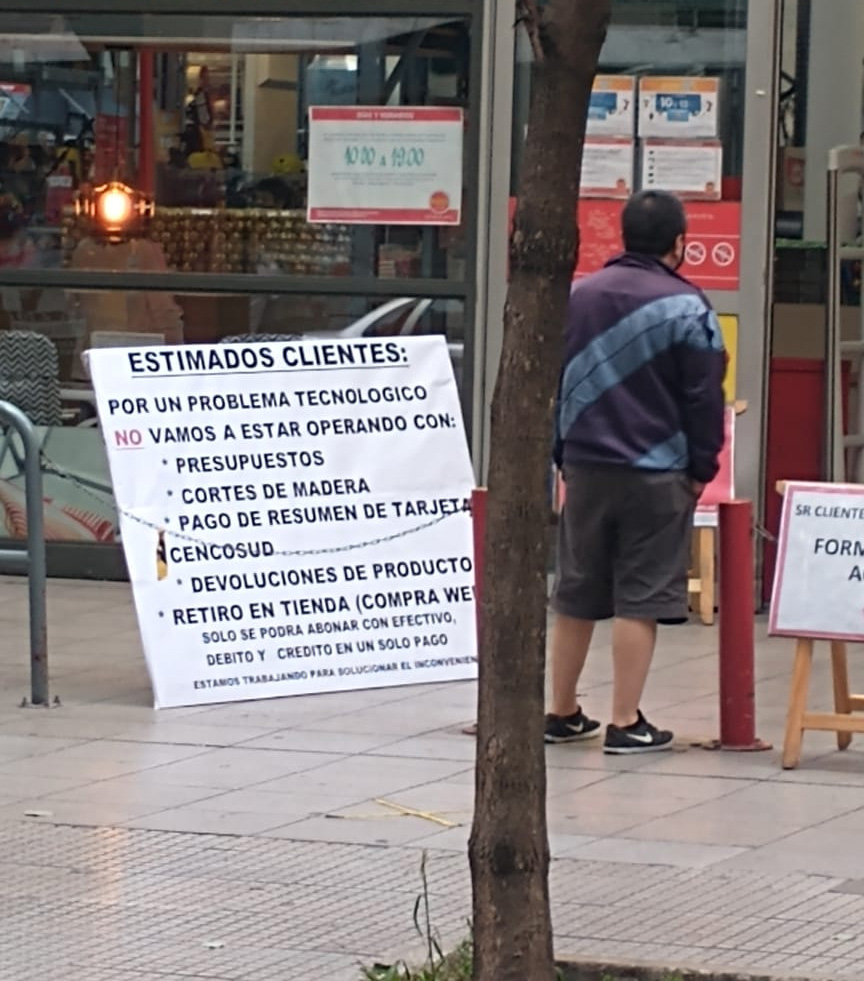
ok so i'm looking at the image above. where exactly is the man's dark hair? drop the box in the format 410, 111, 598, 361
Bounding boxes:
621, 190, 686, 257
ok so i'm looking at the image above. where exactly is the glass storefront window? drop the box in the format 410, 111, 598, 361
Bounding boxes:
0, 9, 476, 568
510, 0, 747, 293
0, 13, 473, 284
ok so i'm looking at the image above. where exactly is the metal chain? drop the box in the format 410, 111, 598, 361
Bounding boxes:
38, 453, 468, 557
753, 522, 778, 544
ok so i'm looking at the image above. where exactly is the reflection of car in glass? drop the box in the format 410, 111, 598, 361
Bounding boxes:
307, 296, 465, 390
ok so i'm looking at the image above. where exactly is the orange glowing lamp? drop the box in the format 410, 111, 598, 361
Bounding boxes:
75, 181, 154, 241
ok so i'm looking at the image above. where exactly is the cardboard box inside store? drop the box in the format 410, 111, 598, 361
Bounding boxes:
773, 302, 862, 359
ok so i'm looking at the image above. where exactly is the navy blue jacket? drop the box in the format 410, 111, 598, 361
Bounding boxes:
554, 253, 726, 484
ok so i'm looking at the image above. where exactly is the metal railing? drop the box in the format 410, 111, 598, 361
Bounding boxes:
0, 401, 48, 705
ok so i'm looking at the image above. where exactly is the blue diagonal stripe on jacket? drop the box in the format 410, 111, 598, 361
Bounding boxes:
559, 293, 723, 437
554, 253, 727, 485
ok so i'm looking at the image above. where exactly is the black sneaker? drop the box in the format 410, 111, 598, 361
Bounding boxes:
544, 709, 602, 744
603, 711, 674, 755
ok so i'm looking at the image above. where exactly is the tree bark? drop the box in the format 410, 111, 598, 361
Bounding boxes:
469, 4, 611, 980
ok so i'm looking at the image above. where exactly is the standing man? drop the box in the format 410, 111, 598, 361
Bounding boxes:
545, 189, 726, 754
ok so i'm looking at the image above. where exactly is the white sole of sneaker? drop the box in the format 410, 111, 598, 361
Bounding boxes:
603, 742, 674, 755
545, 730, 602, 744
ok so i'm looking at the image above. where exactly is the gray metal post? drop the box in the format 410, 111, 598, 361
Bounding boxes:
0, 401, 48, 705
825, 166, 842, 481
825, 147, 864, 483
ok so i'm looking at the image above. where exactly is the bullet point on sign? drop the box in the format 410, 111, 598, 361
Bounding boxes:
177, 580, 182, 586
162, 459, 168, 465
167, 490, 173, 497
158, 611, 164, 618
164, 518, 170, 524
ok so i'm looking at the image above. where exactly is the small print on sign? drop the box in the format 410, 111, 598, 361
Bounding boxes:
87, 337, 477, 709
770, 482, 864, 640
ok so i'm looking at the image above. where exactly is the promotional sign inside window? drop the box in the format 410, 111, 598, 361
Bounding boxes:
638, 76, 721, 139
641, 140, 723, 201
581, 138, 634, 198
86, 337, 478, 709
307, 106, 463, 225
587, 75, 636, 137
770, 482, 864, 641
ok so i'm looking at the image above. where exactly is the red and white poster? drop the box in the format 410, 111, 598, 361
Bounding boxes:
573, 199, 741, 291
307, 106, 463, 225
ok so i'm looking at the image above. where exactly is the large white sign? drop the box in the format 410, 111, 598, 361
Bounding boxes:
87, 337, 478, 708
307, 106, 463, 225
770, 481, 864, 640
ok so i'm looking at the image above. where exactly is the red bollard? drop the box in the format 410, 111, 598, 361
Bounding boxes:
471, 487, 487, 652
717, 500, 771, 752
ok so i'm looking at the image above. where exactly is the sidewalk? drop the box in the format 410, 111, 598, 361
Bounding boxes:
1, 576, 864, 981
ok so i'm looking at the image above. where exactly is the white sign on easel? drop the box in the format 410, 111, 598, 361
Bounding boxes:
770, 481, 864, 640
87, 337, 477, 709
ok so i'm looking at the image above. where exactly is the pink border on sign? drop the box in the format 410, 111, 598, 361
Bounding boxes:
768, 481, 864, 640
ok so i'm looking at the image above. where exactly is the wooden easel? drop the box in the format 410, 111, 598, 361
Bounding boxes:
775, 480, 864, 768
782, 637, 864, 769
688, 527, 716, 626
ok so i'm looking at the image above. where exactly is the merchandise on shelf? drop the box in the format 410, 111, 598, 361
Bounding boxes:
61, 207, 352, 276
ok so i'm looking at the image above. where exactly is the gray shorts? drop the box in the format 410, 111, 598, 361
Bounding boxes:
551, 465, 696, 623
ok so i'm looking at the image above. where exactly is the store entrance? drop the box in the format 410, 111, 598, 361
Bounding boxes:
0, 7, 480, 580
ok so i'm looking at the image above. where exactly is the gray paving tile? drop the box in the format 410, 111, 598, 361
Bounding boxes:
122, 808, 294, 836
718, 818, 864, 878
239, 729, 397, 754
136, 748, 346, 789
367, 733, 477, 762
262, 812, 444, 846
111, 721, 284, 747
172, 787, 353, 818
568, 836, 749, 868
42, 776, 221, 810
0, 799, 165, 826
0, 734, 86, 760
378, 778, 474, 817
256, 754, 471, 798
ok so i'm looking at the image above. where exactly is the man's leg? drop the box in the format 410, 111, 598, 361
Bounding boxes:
545, 466, 611, 744
549, 614, 595, 717
611, 617, 657, 728
603, 470, 694, 754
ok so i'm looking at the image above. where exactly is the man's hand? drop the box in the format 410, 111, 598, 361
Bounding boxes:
690, 480, 705, 500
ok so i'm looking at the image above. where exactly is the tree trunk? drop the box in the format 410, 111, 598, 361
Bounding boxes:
469, 3, 611, 980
